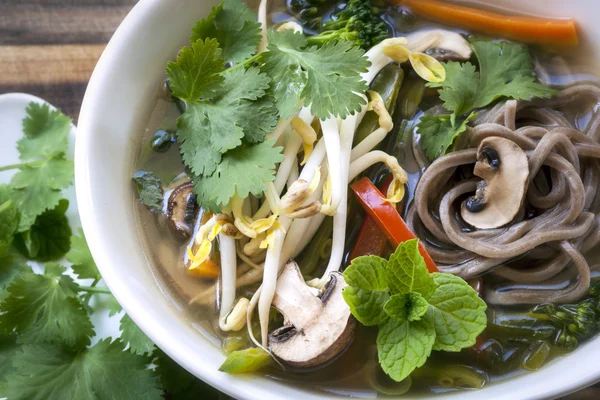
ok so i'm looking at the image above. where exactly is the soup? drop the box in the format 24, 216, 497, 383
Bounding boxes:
132, 0, 600, 396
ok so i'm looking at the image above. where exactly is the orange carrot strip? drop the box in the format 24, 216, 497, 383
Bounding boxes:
395, 0, 578, 46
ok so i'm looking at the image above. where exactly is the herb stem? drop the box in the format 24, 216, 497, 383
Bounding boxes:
79, 285, 112, 295
0, 160, 44, 172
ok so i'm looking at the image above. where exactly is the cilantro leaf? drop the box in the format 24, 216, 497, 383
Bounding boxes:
10, 158, 73, 232
342, 256, 390, 326
418, 112, 477, 161
385, 239, 435, 298
0, 249, 27, 302
432, 61, 479, 116
0, 185, 19, 256
177, 67, 277, 176
107, 295, 123, 317
132, 171, 164, 214
384, 292, 429, 323
190, 0, 261, 64
156, 349, 225, 400
119, 314, 155, 356
66, 228, 100, 281
428, 273, 487, 352
2, 339, 162, 400
377, 312, 435, 382
219, 347, 271, 374
0, 267, 94, 348
166, 38, 225, 102
0, 333, 19, 390
14, 199, 71, 261
18, 102, 71, 161
262, 30, 370, 119
193, 139, 284, 210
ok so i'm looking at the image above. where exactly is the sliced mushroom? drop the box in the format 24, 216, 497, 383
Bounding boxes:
461, 137, 529, 229
406, 29, 472, 61
166, 182, 199, 239
268, 261, 356, 369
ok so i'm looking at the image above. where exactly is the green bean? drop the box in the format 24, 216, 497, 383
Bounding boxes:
296, 217, 334, 277
485, 322, 557, 342
521, 341, 551, 371
396, 77, 425, 120
222, 334, 250, 354
366, 362, 412, 396
353, 64, 404, 146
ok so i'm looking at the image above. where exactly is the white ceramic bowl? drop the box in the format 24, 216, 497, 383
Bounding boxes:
76, 1, 600, 399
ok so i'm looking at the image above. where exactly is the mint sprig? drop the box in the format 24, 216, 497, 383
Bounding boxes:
343, 239, 487, 382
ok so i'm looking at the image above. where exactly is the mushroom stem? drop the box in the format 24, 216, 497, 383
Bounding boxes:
219, 233, 239, 331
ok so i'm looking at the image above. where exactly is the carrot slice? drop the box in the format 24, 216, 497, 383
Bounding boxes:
393, 0, 578, 46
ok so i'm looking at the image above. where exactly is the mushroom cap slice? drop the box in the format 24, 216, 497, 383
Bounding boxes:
461, 137, 529, 230
268, 261, 356, 369
406, 29, 472, 61
166, 182, 199, 239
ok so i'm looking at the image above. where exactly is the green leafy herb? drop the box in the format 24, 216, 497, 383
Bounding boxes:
218, 347, 271, 374
0, 249, 27, 302
120, 314, 155, 356
1, 339, 163, 400
0, 186, 19, 257
261, 29, 370, 119
9, 103, 73, 231
0, 265, 94, 349
342, 239, 487, 382
190, 0, 261, 64
132, 171, 164, 213
14, 199, 71, 261
418, 40, 556, 160
66, 228, 101, 281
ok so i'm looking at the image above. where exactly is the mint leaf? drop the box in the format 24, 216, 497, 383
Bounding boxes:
2, 339, 162, 400
132, 171, 163, 214
14, 199, 71, 262
193, 139, 284, 210
219, 347, 271, 374
385, 239, 435, 298
418, 112, 477, 161
66, 228, 100, 281
428, 273, 487, 351
384, 292, 429, 323
342, 255, 389, 326
177, 67, 277, 176
119, 314, 155, 356
190, 0, 261, 64
18, 102, 71, 161
166, 38, 225, 102
262, 30, 369, 119
0, 268, 93, 349
0, 186, 19, 256
377, 312, 435, 382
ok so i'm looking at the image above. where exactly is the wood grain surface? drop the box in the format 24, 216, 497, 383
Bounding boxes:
0, 1, 598, 399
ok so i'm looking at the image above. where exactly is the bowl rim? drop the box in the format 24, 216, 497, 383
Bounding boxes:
75, 0, 600, 399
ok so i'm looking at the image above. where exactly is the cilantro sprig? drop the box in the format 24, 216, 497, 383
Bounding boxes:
342, 239, 487, 382
418, 40, 556, 160
166, 0, 369, 211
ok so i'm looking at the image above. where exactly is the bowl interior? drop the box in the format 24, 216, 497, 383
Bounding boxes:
76, 0, 600, 399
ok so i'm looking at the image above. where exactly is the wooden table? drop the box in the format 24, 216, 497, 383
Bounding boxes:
0, 1, 598, 399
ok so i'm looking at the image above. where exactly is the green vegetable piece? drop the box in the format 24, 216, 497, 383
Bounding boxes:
0, 333, 19, 391
190, 0, 261, 64
119, 314, 155, 356
166, 38, 225, 102
261, 29, 370, 119
0, 267, 93, 349
521, 341, 551, 371
10, 103, 73, 232
377, 311, 435, 382
413, 364, 488, 389
219, 347, 271, 374
132, 171, 163, 213
66, 228, 100, 281
193, 139, 284, 211
418, 112, 477, 161
156, 349, 224, 400
2, 339, 163, 400
366, 362, 412, 396
0, 186, 19, 257
14, 199, 71, 262
0, 249, 27, 302
427, 273, 487, 351
342, 255, 390, 326
150, 129, 175, 153
222, 335, 251, 354
384, 292, 429, 323
177, 67, 278, 177
385, 239, 435, 298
